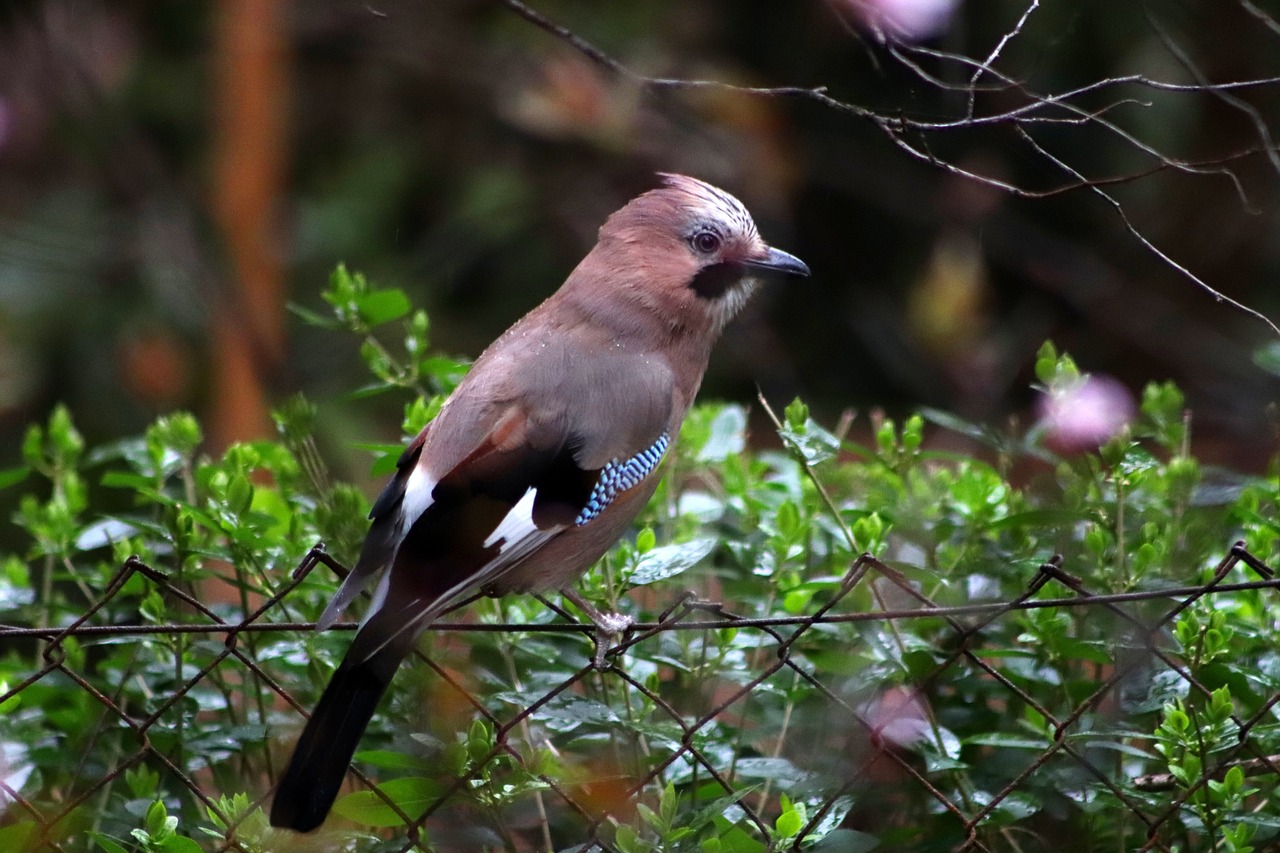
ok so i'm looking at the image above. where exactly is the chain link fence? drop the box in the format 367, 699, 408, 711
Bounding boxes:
3, 540, 1278, 852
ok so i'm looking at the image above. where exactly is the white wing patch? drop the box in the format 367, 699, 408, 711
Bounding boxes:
352, 495, 564, 663
399, 465, 437, 532
484, 487, 538, 551
316, 463, 437, 631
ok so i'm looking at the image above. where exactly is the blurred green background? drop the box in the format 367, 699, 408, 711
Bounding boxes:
1, 0, 1278, 490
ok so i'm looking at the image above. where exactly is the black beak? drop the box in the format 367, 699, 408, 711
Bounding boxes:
743, 246, 810, 277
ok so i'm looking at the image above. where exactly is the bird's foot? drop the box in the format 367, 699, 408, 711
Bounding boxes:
588, 612, 632, 669
560, 587, 632, 669
592, 610, 634, 635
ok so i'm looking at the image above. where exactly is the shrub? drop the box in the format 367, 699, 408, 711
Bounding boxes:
2, 268, 1279, 852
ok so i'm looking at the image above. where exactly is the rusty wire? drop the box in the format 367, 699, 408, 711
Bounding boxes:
2, 542, 1278, 852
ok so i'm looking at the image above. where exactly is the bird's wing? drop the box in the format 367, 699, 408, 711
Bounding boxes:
314, 399, 536, 632
326, 344, 677, 660
316, 427, 431, 631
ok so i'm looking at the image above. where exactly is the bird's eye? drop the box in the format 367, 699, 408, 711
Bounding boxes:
691, 230, 722, 254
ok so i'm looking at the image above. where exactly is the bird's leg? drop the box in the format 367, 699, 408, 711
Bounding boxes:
559, 587, 632, 669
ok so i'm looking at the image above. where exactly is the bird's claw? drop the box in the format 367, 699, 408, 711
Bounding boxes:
587, 611, 632, 669
592, 611, 633, 635
559, 587, 632, 669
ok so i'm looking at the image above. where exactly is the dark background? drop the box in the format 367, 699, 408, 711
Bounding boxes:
1, 0, 1278, 486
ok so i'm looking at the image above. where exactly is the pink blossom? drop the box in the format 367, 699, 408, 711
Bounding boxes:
1039, 374, 1136, 454
839, 0, 961, 42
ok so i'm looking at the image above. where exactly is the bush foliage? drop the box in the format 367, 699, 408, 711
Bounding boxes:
2, 267, 1279, 853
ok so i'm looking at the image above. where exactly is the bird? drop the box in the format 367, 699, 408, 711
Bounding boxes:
269, 173, 809, 832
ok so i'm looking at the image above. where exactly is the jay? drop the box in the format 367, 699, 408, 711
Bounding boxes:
269, 173, 809, 832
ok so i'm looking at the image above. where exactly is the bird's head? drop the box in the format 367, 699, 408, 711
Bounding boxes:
587, 173, 809, 334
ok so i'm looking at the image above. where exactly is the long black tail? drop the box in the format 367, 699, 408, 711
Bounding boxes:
270, 641, 408, 832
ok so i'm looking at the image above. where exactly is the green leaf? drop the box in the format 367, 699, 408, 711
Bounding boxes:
875, 418, 897, 455
0, 465, 30, 489
637, 802, 662, 833
48, 404, 85, 461
801, 796, 857, 844
124, 765, 160, 799
774, 806, 803, 838
1066, 738, 1158, 760
778, 419, 840, 466
100, 470, 158, 490
784, 397, 809, 429
356, 288, 412, 326
159, 836, 204, 853
226, 474, 253, 515
963, 733, 1050, 750
145, 800, 170, 838
628, 538, 717, 586
614, 823, 644, 853
659, 781, 678, 827
986, 508, 1090, 530
983, 790, 1041, 824
733, 757, 816, 786
467, 718, 494, 761
1225, 764, 1245, 791
810, 829, 881, 852
697, 405, 747, 462
354, 749, 426, 771
86, 832, 129, 853
287, 301, 340, 329
902, 413, 924, 452
775, 500, 801, 540
512, 692, 621, 732
331, 776, 442, 827
1034, 341, 1058, 384
920, 407, 988, 441
75, 518, 140, 551
352, 441, 407, 477
711, 819, 768, 853
1055, 637, 1114, 665
21, 423, 43, 469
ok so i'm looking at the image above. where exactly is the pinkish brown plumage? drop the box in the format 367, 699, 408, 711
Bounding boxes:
270, 174, 808, 833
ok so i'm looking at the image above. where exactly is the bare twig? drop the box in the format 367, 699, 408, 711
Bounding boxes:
497, 0, 1280, 338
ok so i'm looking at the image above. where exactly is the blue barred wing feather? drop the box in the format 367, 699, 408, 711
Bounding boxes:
575, 432, 671, 525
